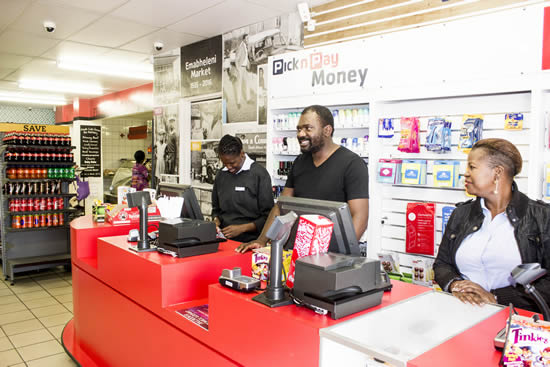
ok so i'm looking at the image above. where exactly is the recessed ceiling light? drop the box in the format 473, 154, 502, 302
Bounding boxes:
57, 58, 153, 80
19, 79, 103, 95
0, 91, 67, 105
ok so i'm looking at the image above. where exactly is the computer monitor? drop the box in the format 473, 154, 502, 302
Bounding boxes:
158, 183, 204, 220
277, 196, 359, 255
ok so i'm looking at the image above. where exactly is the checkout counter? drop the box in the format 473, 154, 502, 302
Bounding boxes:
63, 215, 523, 367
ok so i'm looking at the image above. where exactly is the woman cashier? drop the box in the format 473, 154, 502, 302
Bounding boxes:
434, 138, 550, 312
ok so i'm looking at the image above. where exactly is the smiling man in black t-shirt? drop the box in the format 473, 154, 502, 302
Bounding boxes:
236, 105, 369, 253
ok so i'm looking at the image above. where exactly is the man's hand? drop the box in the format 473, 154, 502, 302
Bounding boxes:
235, 239, 267, 253
221, 224, 247, 239
450, 280, 496, 306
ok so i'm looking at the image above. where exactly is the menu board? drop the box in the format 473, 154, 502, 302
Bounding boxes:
80, 125, 101, 177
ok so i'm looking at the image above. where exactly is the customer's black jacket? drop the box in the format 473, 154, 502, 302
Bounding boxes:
434, 182, 550, 312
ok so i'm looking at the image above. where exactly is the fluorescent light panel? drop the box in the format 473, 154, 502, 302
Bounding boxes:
0, 91, 67, 105
57, 59, 153, 80
19, 79, 103, 95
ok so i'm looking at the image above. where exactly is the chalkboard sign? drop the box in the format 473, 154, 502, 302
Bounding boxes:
80, 125, 101, 177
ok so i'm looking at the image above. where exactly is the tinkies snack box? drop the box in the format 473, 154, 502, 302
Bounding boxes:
286, 215, 333, 288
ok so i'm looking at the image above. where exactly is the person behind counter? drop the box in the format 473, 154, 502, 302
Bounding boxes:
236, 104, 369, 253
434, 138, 550, 312
212, 135, 274, 243
131, 150, 149, 191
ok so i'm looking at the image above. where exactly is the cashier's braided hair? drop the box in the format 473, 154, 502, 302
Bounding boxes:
218, 134, 243, 157
472, 138, 522, 178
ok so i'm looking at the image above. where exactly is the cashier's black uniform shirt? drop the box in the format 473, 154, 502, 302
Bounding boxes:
285, 146, 369, 202
212, 160, 274, 243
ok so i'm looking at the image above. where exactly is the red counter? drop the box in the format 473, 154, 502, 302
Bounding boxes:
63, 216, 510, 366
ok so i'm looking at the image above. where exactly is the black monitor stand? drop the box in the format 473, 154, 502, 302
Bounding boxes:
127, 191, 156, 253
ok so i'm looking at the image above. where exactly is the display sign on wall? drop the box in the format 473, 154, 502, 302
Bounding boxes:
269, 42, 369, 99
80, 125, 101, 178
237, 132, 266, 167
181, 36, 222, 97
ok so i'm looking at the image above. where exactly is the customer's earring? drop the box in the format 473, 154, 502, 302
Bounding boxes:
494, 179, 499, 195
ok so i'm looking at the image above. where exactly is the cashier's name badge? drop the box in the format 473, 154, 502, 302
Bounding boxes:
235, 186, 245, 192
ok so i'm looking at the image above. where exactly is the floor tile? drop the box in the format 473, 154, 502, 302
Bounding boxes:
62, 303, 73, 313
0, 310, 35, 326
8, 329, 53, 348
36, 279, 69, 288
12, 285, 45, 295
0, 288, 12, 296
31, 305, 67, 318
0, 327, 4, 337
47, 325, 64, 341
24, 298, 59, 310
53, 294, 72, 303
27, 352, 77, 367
0, 302, 26, 316
17, 291, 51, 301
31, 274, 60, 281
38, 313, 72, 328
0, 349, 23, 367
0, 295, 19, 306
0, 282, 8, 289
2, 319, 44, 336
0, 336, 13, 352
46, 287, 72, 296
17, 339, 63, 361
10, 364, 26, 367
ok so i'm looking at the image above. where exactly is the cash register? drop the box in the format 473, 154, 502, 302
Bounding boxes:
156, 184, 224, 258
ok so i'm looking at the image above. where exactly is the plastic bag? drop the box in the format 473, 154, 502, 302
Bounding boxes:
397, 117, 420, 153
426, 118, 452, 153
459, 114, 483, 153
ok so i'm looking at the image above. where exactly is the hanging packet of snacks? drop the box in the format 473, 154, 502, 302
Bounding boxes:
397, 117, 420, 153
426, 118, 452, 153
459, 114, 483, 153
504, 113, 523, 130
378, 118, 394, 138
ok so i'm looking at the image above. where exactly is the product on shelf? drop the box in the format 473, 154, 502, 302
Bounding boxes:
401, 160, 427, 185
405, 202, 435, 256
378, 118, 394, 138
426, 118, 452, 153
504, 113, 523, 130
377, 159, 402, 184
377, 252, 402, 276
411, 257, 435, 287
459, 114, 484, 153
432, 160, 460, 188
397, 117, 420, 153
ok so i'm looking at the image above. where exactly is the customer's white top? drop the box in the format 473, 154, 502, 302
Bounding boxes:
455, 198, 522, 291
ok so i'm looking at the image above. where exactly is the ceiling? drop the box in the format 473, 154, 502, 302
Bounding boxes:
0, 0, 332, 107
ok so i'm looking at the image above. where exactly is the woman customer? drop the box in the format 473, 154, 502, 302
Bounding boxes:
434, 138, 550, 312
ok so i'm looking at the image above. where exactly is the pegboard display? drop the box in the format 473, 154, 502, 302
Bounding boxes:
371, 92, 533, 274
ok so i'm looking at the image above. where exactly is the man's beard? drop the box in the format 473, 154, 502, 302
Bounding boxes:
299, 135, 324, 153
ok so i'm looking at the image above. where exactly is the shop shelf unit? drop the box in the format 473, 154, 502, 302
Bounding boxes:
0, 139, 77, 285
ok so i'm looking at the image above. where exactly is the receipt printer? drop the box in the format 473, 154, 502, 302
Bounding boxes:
292, 253, 390, 319
157, 218, 222, 258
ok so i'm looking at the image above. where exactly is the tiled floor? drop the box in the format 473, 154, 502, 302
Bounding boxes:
0, 264, 77, 367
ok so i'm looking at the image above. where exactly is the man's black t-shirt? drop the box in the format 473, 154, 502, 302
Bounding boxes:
285, 146, 369, 202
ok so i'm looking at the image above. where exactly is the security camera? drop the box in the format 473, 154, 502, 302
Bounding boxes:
154, 42, 164, 51
43, 21, 56, 33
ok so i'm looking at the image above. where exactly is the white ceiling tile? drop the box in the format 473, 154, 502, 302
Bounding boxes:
41, 41, 111, 61
0, 53, 32, 68
0, 30, 59, 57
111, 0, 226, 28
36, 0, 128, 14
0, 80, 19, 90
120, 29, 204, 54
0, 68, 16, 79
245, 0, 333, 12
0, 0, 32, 29
101, 49, 150, 64
168, 0, 281, 37
8, 3, 102, 40
68, 16, 159, 48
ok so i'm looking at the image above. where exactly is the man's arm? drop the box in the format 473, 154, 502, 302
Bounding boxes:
235, 187, 293, 253
348, 198, 369, 240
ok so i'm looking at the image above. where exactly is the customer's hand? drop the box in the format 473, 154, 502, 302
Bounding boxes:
221, 224, 247, 239
450, 280, 496, 306
235, 239, 267, 253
